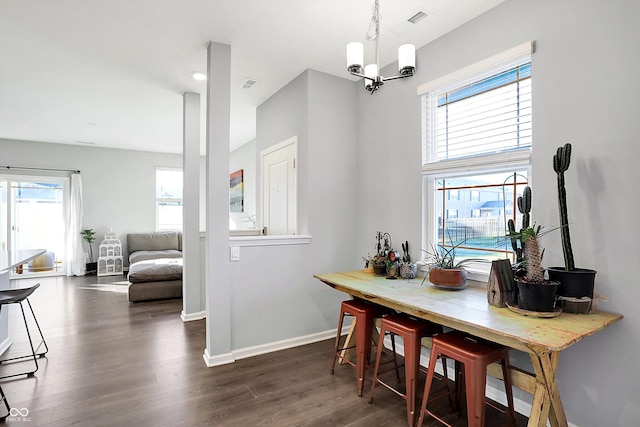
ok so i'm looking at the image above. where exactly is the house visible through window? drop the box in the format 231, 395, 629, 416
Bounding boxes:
420, 42, 533, 272
156, 168, 183, 231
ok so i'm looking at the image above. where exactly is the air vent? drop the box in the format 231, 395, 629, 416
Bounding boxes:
240, 78, 258, 89
407, 11, 427, 24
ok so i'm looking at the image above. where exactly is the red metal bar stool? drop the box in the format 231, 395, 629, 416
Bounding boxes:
368, 314, 447, 427
417, 331, 516, 427
330, 299, 393, 397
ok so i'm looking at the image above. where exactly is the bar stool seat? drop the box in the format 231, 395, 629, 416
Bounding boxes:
331, 299, 392, 397
417, 331, 516, 427
369, 314, 447, 427
0, 283, 48, 379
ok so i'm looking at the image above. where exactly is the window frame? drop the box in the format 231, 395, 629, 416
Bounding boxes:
155, 167, 183, 231
420, 42, 534, 280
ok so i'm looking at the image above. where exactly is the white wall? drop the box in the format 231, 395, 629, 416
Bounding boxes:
226, 69, 358, 350
355, 1, 639, 425
0, 139, 182, 257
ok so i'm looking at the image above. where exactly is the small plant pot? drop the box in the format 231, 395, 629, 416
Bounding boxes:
85, 262, 97, 276
557, 296, 592, 314
428, 268, 467, 289
373, 263, 387, 276
400, 263, 417, 279
516, 279, 559, 312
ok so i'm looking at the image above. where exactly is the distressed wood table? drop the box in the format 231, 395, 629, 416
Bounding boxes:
314, 270, 623, 427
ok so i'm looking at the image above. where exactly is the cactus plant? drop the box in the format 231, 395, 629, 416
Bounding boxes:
521, 226, 544, 282
507, 185, 532, 271
553, 143, 574, 271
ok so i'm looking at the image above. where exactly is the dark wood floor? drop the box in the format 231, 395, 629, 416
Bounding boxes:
0, 275, 528, 426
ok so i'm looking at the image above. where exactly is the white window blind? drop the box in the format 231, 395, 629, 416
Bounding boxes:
421, 42, 533, 167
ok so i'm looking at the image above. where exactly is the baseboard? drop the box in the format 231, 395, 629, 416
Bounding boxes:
202, 348, 235, 367
232, 327, 346, 361
0, 337, 11, 357
181, 310, 206, 322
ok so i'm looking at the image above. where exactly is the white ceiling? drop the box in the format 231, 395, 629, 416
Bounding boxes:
0, 0, 504, 154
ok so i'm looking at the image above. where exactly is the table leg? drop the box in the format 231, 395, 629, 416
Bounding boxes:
340, 319, 381, 365
528, 351, 567, 427
340, 320, 357, 364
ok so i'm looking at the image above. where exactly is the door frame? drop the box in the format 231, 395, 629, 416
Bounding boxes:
259, 136, 298, 236
0, 173, 69, 277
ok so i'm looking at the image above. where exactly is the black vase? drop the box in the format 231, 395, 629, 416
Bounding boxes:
85, 262, 97, 276
547, 267, 596, 299
516, 279, 559, 312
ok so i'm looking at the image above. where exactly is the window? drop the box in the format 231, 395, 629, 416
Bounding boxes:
420, 42, 533, 273
156, 168, 183, 231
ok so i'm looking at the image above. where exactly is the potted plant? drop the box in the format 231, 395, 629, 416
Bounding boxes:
547, 143, 597, 301
368, 231, 392, 276
507, 186, 532, 278
81, 229, 97, 275
421, 237, 486, 289
512, 223, 561, 312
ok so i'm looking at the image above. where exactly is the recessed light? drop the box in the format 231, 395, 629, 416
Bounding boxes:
192, 71, 207, 81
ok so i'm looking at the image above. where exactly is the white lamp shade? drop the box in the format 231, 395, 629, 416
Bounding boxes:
346, 42, 364, 70
398, 44, 416, 72
364, 64, 378, 88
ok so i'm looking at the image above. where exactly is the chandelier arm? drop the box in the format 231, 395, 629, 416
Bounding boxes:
381, 73, 414, 82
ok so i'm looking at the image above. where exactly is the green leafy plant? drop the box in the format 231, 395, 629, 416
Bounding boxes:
422, 241, 486, 270
81, 229, 96, 263
420, 237, 488, 286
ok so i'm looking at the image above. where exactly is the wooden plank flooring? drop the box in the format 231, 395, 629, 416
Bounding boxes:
0, 275, 529, 426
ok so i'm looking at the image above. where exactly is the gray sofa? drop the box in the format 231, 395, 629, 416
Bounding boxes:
127, 231, 183, 302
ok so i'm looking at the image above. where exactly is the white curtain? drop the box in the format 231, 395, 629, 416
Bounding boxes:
67, 173, 85, 276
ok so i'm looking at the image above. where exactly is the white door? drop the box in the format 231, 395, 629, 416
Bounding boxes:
261, 137, 297, 235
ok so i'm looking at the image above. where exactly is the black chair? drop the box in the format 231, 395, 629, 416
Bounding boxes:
0, 283, 48, 379
0, 384, 9, 420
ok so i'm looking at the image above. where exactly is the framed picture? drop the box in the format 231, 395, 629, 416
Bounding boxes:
230, 169, 244, 212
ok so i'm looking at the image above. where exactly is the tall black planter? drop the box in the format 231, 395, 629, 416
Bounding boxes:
547, 267, 596, 299
516, 279, 559, 312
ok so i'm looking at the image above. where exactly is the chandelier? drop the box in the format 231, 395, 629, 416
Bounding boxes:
346, 0, 416, 94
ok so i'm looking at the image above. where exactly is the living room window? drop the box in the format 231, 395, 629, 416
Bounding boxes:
156, 168, 183, 231
419, 42, 533, 276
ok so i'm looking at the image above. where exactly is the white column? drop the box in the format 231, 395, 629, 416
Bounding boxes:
202, 42, 234, 366
181, 92, 204, 321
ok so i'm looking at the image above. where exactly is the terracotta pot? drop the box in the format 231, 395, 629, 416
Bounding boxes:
373, 263, 387, 276
428, 268, 467, 288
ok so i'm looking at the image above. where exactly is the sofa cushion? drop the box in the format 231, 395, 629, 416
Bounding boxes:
129, 249, 182, 264
127, 232, 180, 255
128, 258, 183, 283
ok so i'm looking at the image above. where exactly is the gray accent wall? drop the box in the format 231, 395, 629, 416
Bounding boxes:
354, 1, 638, 425
229, 69, 358, 349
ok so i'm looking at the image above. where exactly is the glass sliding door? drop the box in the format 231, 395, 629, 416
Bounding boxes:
0, 175, 68, 277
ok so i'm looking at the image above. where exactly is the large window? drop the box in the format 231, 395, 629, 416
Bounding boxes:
156, 168, 183, 231
421, 42, 533, 273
